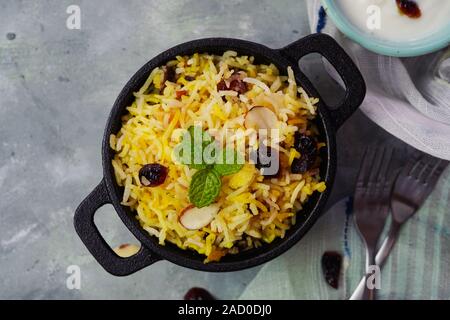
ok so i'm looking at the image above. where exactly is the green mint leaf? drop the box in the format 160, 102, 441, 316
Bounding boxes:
189, 168, 221, 208
213, 148, 244, 176
214, 163, 243, 176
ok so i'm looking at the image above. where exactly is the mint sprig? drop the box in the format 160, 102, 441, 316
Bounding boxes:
180, 127, 244, 207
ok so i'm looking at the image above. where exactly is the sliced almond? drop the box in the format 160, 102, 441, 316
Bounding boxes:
113, 243, 140, 258
244, 106, 278, 130
180, 204, 195, 216
179, 204, 220, 230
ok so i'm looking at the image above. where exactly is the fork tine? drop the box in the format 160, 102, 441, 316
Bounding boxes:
417, 156, 437, 182
400, 152, 422, 176
416, 158, 434, 181
377, 147, 394, 183
368, 146, 385, 184
410, 159, 428, 179
424, 159, 449, 185
357, 147, 376, 187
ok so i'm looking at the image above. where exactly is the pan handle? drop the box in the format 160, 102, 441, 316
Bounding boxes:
74, 179, 161, 276
278, 33, 366, 130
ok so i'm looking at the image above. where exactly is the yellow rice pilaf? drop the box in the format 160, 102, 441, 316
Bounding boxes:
110, 52, 326, 262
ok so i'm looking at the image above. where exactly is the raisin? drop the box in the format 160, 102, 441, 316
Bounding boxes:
291, 157, 309, 174
292, 150, 317, 173
251, 146, 280, 177
164, 66, 176, 83
291, 132, 318, 173
161, 66, 176, 91
294, 132, 316, 155
139, 164, 168, 187
184, 287, 215, 300
217, 72, 248, 94
217, 80, 228, 91
321, 251, 342, 289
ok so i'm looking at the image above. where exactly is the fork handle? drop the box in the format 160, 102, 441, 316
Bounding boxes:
375, 222, 401, 266
361, 247, 377, 300
350, 222, 401, 300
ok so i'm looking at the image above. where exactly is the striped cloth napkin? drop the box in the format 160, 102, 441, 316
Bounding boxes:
239, 166, 450, 299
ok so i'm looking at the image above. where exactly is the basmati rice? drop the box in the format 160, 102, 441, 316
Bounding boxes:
110, 52, 326, 262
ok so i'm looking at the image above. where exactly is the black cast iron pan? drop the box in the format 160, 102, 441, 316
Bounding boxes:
74, 33, 366, 276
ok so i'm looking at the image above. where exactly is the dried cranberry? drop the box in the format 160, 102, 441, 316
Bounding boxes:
184, 287, 215, 300
251, 146, 280, 177
321, 251, 342, 289
139, 164, 168, 187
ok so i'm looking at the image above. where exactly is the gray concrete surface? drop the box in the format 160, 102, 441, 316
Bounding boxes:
0, 0, 411, 299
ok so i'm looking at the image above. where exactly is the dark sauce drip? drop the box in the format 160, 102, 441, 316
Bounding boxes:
396, 0, 422, 19
184, 287, 215, 300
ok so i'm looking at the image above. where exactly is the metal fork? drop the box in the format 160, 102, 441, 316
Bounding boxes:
352, 146, 394, 300
350, 153, 449, 300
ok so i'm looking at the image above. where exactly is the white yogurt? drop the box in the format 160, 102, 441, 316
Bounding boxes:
336, 0, 450, 42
